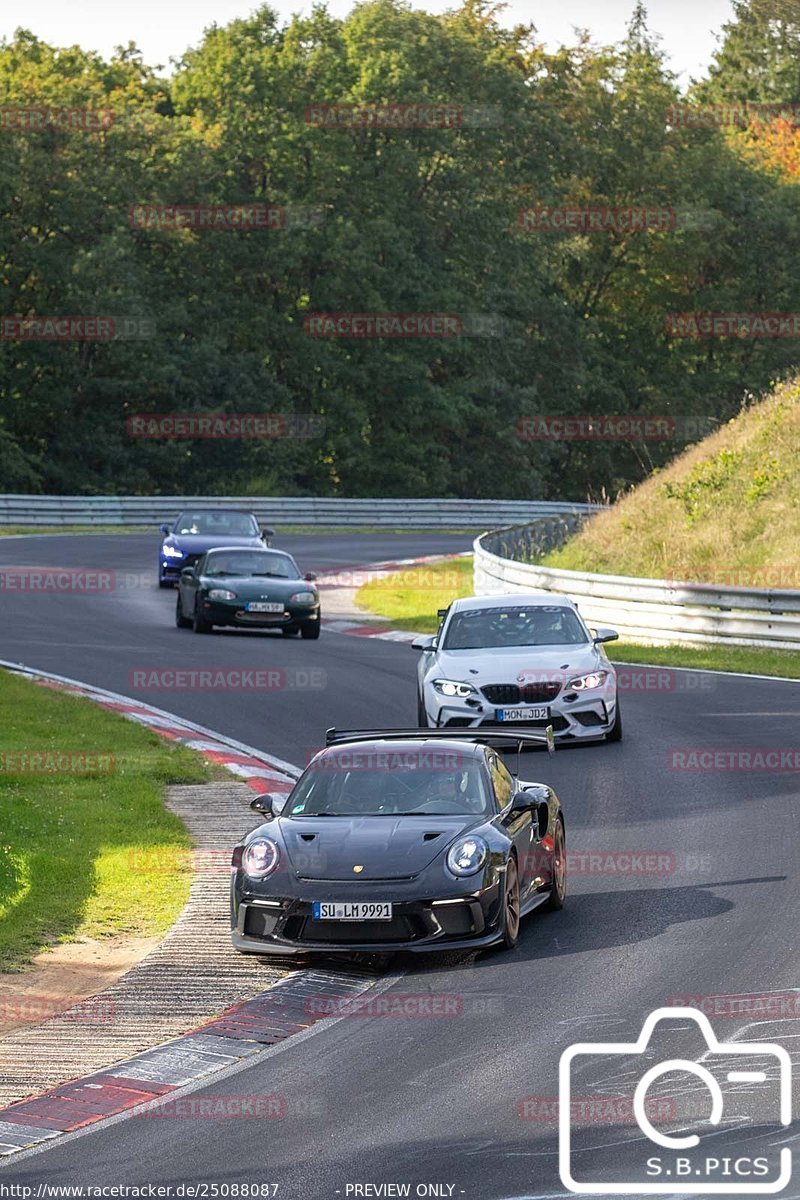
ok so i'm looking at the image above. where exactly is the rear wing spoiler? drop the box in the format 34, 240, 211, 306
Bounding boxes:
325, 725, 555, 754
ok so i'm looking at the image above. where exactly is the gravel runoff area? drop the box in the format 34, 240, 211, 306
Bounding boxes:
0, 782, 285, 1108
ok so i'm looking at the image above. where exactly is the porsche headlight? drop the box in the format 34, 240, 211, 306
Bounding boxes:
433, 679, 477, 698
208, 588, 237, 601
290, 591, 316, 603
567, 670, 609, 691
242, 838, 280, 878
162, 544, 183, 558
446, 835, 488, 877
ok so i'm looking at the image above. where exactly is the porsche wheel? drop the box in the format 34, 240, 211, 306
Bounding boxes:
546, 819, 566, 910
500, 857, 520, 949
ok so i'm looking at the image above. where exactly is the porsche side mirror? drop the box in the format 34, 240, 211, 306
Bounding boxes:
159, 524, 170, 535
592, 627, 619, 644
304, 572, 318, 582
411, 635, 436, 652
249, 794, 274, 817
510, 789, 536, 813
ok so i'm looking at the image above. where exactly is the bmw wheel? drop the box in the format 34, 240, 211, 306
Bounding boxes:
416, 692, 429, 727
606, 698, 623, 742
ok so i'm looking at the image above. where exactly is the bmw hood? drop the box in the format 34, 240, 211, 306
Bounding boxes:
277, 816, 474, 881
428, 643, 608, 687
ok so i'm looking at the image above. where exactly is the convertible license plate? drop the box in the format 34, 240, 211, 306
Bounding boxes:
313, 902, 392, 921
246, 602, 284, 613
496, 706, 549, 722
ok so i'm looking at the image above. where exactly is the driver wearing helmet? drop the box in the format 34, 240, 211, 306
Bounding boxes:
422, 769, 484, 813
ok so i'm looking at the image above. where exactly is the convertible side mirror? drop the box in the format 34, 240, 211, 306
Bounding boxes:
159, 524, 170, 535
411, 635, 437, 652
249, 794, 274, 817
304, 572, 318, 582
180, 566, 195, 579
592, 627, 619, 645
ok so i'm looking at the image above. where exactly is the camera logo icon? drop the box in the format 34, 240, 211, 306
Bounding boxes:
559, 1007, 792, 1194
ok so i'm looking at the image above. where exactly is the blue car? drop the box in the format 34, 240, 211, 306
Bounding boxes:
158, 509, 274, 587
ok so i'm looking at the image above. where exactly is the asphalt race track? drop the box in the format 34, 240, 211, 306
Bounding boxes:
1, 532, 799, 1198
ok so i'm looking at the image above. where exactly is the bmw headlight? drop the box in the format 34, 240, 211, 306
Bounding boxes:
446, 835, 488, 877
208, 588, 237, 601
290, 591, 316, 604
433, 679, 477, 698
162, 545, 183, 559
567, 670, 609, 691
242, 838, 280, 878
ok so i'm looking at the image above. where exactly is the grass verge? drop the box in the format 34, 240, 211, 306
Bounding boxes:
355, 557, 800, 678
0, 669, 219, 972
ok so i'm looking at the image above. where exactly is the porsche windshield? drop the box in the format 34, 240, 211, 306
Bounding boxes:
442, 605, 588, 649
287, 757, 490, 817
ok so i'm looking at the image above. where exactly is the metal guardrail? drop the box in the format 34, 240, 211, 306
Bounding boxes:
0, 495, 597, 529
474, 522, 800, 650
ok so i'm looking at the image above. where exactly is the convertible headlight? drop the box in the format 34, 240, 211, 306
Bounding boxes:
242, 838, 280, 878
290, 591, 317, 604
446, 835, 488, 877
208, 588, 237, 601
162, 545, 183, 558
433, 679, 477, 698
567, 670, 609, 691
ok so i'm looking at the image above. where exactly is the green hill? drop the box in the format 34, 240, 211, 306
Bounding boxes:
543, 376, 800, 587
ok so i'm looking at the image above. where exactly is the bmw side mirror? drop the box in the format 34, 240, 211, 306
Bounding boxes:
411, 635, 436, 652
592, 627, 619, 644
249, 794, 275, 817
304, 572, 318, 582
262, 527, 275, 539
159, 524, 170, 535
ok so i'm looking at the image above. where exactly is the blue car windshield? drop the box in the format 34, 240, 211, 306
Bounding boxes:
443, 605, 588, 649
287, 759, 490, 817
204, 552, 298, 579
174, 512, 259, 536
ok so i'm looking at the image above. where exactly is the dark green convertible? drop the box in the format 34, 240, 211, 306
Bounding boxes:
175, 547, 321, 638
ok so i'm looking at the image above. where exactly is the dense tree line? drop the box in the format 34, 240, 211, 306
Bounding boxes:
1, 0, 800, 500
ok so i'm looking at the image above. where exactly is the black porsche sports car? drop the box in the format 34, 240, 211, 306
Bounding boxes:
230, 727, 565, 955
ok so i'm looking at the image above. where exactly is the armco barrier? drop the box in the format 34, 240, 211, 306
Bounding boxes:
0, 496, 596, 529
474, 523, 800, 650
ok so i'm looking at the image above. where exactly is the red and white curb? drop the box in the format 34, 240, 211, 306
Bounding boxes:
0, 659, 301, 803
0, 659, 396, 1161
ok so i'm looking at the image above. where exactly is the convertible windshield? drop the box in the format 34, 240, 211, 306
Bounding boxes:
287, 758, 490, 817
174, 511, 259, 537
203, 551, 298, 579
443, 605, 588, 649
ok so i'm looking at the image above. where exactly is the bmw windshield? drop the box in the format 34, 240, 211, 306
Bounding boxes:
442, 605, 589, 650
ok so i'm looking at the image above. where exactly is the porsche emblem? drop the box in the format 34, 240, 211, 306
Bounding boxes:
353, 865, 364, 874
